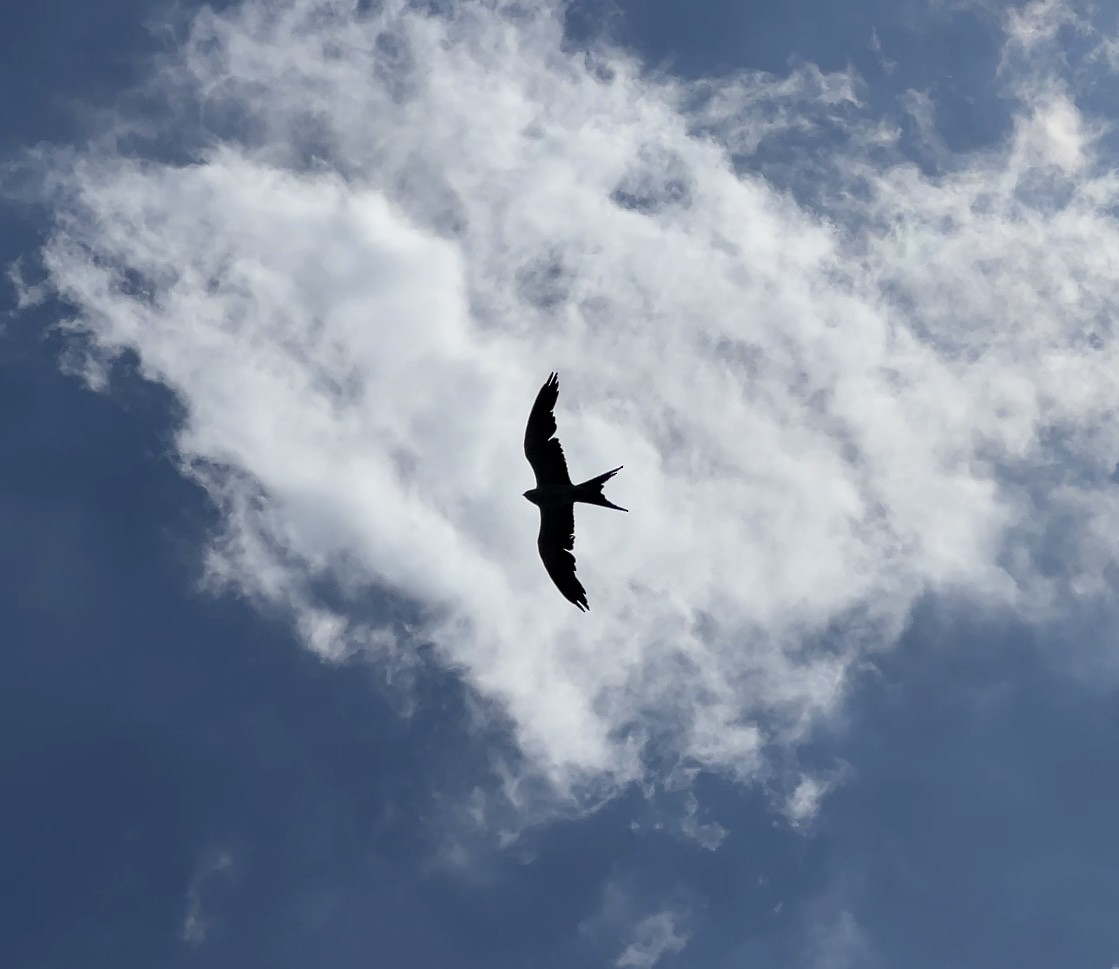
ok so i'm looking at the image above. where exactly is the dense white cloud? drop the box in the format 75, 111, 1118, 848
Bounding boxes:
24, 0, 1119, 820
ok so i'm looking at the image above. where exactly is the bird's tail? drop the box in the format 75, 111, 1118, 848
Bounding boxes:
575, 466, 627, 511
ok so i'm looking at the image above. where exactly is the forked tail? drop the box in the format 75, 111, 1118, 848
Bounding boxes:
575, 466, 627, 511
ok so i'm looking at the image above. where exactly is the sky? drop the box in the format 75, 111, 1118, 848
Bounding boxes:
3, 0, 1119, 966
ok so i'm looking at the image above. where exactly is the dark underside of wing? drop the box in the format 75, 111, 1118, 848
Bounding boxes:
537, 503, 588, 611
524, 372, 572, 486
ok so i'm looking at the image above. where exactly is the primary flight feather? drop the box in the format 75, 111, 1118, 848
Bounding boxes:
523, 372, 627, 611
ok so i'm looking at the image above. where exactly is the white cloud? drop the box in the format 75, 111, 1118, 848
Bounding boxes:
1004, 0, 1081, 53
23, 0, 1119, 819
785, 774, 828, 827
615, 910, 689, 969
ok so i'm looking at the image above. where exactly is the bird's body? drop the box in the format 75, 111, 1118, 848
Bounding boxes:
522, 372, 626, 611
522, 484, 576, 508
523, 475, 626, 511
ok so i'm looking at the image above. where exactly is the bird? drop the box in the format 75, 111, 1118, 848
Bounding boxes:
523, 372, 626, 611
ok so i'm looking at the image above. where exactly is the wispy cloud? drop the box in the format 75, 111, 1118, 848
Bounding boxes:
615, 910, 689, 969
178, 851, 234, 946
581, 879, 693, 968
804, 909, 873, 969
785, 774, 830, 829
21, 0, 1119, 820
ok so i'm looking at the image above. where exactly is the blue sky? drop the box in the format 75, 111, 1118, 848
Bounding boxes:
3, 1, 1119, 967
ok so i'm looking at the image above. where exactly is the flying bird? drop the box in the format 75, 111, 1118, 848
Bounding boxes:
523, 372, 626, 611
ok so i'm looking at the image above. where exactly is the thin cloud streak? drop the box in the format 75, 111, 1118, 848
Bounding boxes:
21, 0, 1119, 817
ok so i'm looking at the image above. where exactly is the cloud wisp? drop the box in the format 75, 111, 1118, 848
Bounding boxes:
20, 0, 1119, 817
615, 910, 690, 969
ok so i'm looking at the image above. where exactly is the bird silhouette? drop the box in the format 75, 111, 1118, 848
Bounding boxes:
523, 372, 626, 611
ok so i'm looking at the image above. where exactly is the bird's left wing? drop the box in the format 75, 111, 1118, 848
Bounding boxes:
524, 372, 572, 486
537, 503, 588, 611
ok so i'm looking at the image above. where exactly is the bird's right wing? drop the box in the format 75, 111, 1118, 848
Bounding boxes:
524, 372, 572, 486
537, 503, 588, 611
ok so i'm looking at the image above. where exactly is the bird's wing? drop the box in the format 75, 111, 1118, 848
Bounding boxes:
537, 504, 588, 611
524, 372, 572, 486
